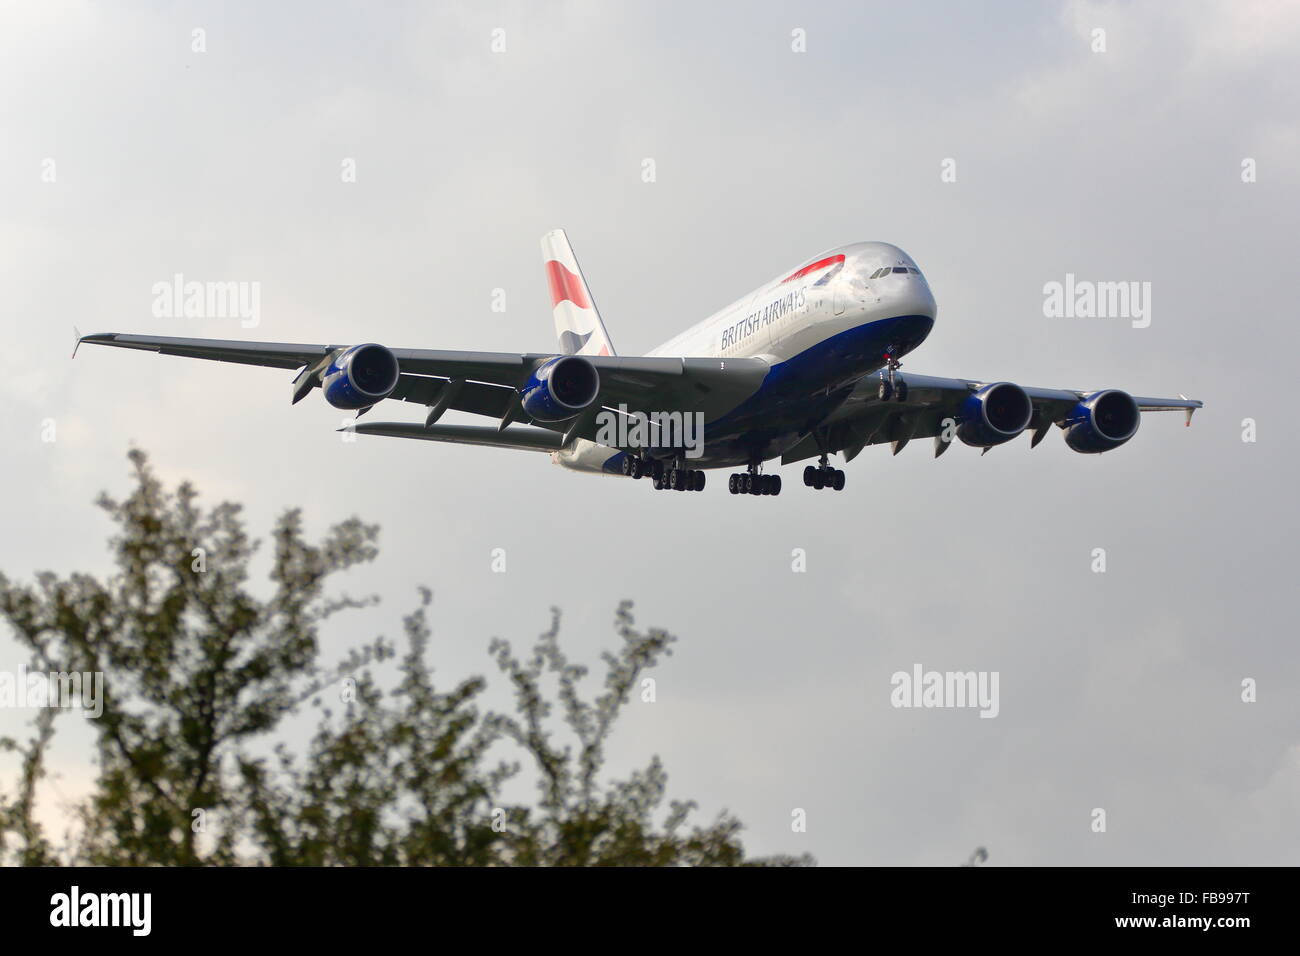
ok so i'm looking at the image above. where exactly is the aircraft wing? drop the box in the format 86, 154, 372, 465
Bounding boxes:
76, 333, 770, 444
76, 333, 329, 370
76, 332, 680, 386
782, 371, 1203, 464
344, 422, 565, 452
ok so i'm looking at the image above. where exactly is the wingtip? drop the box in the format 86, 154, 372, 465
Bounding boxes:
74, 331, 124, 358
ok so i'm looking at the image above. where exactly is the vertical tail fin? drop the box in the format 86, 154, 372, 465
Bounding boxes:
541, 229, 616, 357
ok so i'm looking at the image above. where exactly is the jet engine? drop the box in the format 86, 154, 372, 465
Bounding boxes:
957, 382, 1033, 447
520, 355, 601, 421
1063, 389, 1140, 453
321, 344, 401, 409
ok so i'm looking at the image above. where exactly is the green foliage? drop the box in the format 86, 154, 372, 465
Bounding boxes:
0, 450, 810, 867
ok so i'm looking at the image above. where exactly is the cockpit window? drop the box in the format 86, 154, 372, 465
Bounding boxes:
869, 267, 885, 278
892, 266, 908, 274
908, 267, 921, 274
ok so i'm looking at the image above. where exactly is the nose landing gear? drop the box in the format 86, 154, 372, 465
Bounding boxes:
877, 353, 908, 402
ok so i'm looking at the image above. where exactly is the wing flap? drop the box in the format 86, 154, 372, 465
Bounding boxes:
390, 375, 515, 419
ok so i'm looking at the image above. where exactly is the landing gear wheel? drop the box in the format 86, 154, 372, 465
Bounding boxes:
728, 474, 739, 494
803, 465, 816, 486
811, 470, 825, 490
878, 380, 894, 402
895, 381, 909, 402
693, 470, 705, 491
621, 456, 632, 476
653, 475, 665, 490
832, 469, 845, 491
742, 474, 754, 494
770, 475, 782, 496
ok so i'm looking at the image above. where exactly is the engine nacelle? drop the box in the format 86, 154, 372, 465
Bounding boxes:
520, 355, 600, 421
321, 344, 400, 409
958, 382, 1033, 447
1063, 389, 1140, 453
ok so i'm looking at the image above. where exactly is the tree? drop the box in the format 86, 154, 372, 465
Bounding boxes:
0, 450, 810, 867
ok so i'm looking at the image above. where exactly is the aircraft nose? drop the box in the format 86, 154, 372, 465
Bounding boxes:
894, 277, 937, 320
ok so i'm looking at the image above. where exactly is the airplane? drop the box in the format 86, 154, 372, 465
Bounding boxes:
77, 229, 1202, 497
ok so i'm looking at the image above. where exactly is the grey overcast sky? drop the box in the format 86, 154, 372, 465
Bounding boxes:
2, 0, 1297, 865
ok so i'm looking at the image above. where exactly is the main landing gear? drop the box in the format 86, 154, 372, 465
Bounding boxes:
728, 463, 781, 496
656, 467, 705, 492
804, 454, 846, 491
621, 455, 705, 492
876, 353, 908, 402
621, 454, 651, 480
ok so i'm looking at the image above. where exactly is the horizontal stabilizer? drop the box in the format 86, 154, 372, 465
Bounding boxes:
342, 421, 563, 452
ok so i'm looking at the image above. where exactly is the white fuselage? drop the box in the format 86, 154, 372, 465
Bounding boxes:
556, 241, 938, 473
